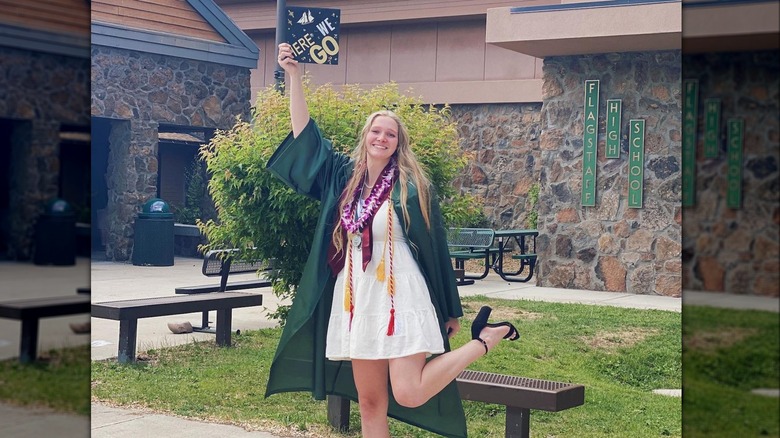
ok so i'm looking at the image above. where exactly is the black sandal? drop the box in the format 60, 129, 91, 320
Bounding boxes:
471, 306, 492, 354
486, 321, 520, 341
471, 306, 521, 354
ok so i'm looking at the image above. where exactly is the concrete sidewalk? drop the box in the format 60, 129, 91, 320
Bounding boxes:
0, 402, 89, 438
88, 256, 683, 363
91, 403, 280, 438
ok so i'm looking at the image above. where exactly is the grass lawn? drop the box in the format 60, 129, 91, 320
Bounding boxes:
682, 305, 779, 438
0, 345, 91, 415
92, 297, 681, 437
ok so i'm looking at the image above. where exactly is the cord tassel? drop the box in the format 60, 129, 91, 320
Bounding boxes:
376, 257, 385, 282
386, 205, 396, 336
386, 308, 395, 336
344, 242, 352, 312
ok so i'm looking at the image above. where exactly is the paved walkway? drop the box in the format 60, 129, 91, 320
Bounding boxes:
3, 256, 778, 437
0, 402, 89, 438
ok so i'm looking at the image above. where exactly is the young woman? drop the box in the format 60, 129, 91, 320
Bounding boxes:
264, 42, 519, 438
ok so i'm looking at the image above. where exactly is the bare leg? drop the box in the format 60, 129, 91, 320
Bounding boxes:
352, 359, 391, 438
388, 325, 510, 408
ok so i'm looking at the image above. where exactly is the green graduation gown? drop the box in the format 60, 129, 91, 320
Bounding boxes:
265, 118, 468, 437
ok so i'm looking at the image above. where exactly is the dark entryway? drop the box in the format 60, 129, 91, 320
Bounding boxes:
0, 118, 31, 260
0, 119, 13, 259
157, 124, 214, 224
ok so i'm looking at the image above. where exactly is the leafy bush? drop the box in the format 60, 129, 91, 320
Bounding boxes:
199, 79, 480, 322
526, 182, 540, 229
173, 157, 207, 224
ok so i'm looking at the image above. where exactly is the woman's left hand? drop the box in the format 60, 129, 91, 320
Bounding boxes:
445, 318, 460, 338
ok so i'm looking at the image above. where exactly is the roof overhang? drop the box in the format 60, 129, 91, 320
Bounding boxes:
91, 0, 258, 68
682, 0, 780, 53
0, 23, 89, 58
486, 0, 682, 58
92, 21, 258, 68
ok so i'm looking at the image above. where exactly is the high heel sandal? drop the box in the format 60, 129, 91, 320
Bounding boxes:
486, 321, 520, 341
470, 306, 520, 354
471, 306, 492, 354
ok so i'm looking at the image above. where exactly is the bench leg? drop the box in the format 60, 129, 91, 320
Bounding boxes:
505, 406, 530, 438
201, 311, 210, 329
19, 317, 40, 364
215, 309, 232, 347
118, 319, 138, 364
327, 395, 350, 432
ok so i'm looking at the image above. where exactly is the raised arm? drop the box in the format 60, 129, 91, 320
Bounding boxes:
278, 43, 309, 138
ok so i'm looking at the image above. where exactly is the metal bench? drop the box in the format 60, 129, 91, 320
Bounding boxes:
0, 295, 90, 363
327, 370, 585, 437
447, 228, 498, 284
175, 249, 272, 331
91, 292, 263, 363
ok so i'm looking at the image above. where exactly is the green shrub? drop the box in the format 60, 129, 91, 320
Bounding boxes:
199, 79, 479, 323
172, 157, 207, 224
526, 182, 540, 229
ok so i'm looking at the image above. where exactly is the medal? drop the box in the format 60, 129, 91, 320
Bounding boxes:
351, 233, 362, 247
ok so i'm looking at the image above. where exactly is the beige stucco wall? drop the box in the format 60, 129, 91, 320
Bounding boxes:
682, 1, 780, 53
247, 20, 543, 105
486, 2, 681, 57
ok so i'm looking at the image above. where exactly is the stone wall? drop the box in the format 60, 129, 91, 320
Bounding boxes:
91, 45, 252, 261
535, 51, 682, 295
0, 46, 90, 259
682, 51, 779, 297
450, 104, 543, 229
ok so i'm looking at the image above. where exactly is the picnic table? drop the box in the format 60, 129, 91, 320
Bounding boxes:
448, 228, 538, 284
493, 229, 538, 282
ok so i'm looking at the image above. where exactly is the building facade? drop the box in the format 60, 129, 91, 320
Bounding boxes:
0, 0, 90, 260
91, 0, 258, 261
681, 0, 779, 296
218, 0, 683, 295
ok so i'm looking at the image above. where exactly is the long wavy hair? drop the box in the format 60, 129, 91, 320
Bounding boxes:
331, 110, 432, 253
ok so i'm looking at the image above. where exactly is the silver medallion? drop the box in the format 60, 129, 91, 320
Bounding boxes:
351, 233, 362, 247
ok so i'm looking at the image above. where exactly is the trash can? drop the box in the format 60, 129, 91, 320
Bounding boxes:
34, 198, 76, 266
132, 198, 174, 266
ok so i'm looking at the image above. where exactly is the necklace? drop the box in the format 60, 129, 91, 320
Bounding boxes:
341, 159, 396, 235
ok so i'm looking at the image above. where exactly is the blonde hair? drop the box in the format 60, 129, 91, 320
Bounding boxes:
331, 110, 432, 254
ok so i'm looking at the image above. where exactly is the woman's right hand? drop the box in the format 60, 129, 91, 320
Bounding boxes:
278, 42, 308, 136
277, 43, 300, 77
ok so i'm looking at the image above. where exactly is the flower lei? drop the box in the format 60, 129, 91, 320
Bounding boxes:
340, 158, 397, 233
341, 158, 399, 335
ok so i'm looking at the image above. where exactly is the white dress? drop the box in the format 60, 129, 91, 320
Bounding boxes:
325, 199, 445, 361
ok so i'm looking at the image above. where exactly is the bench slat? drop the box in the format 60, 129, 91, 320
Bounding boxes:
449, 248, 499, 259
92, 292, 262, 320
176, 279, 272, 295
0, 295, 91, 319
